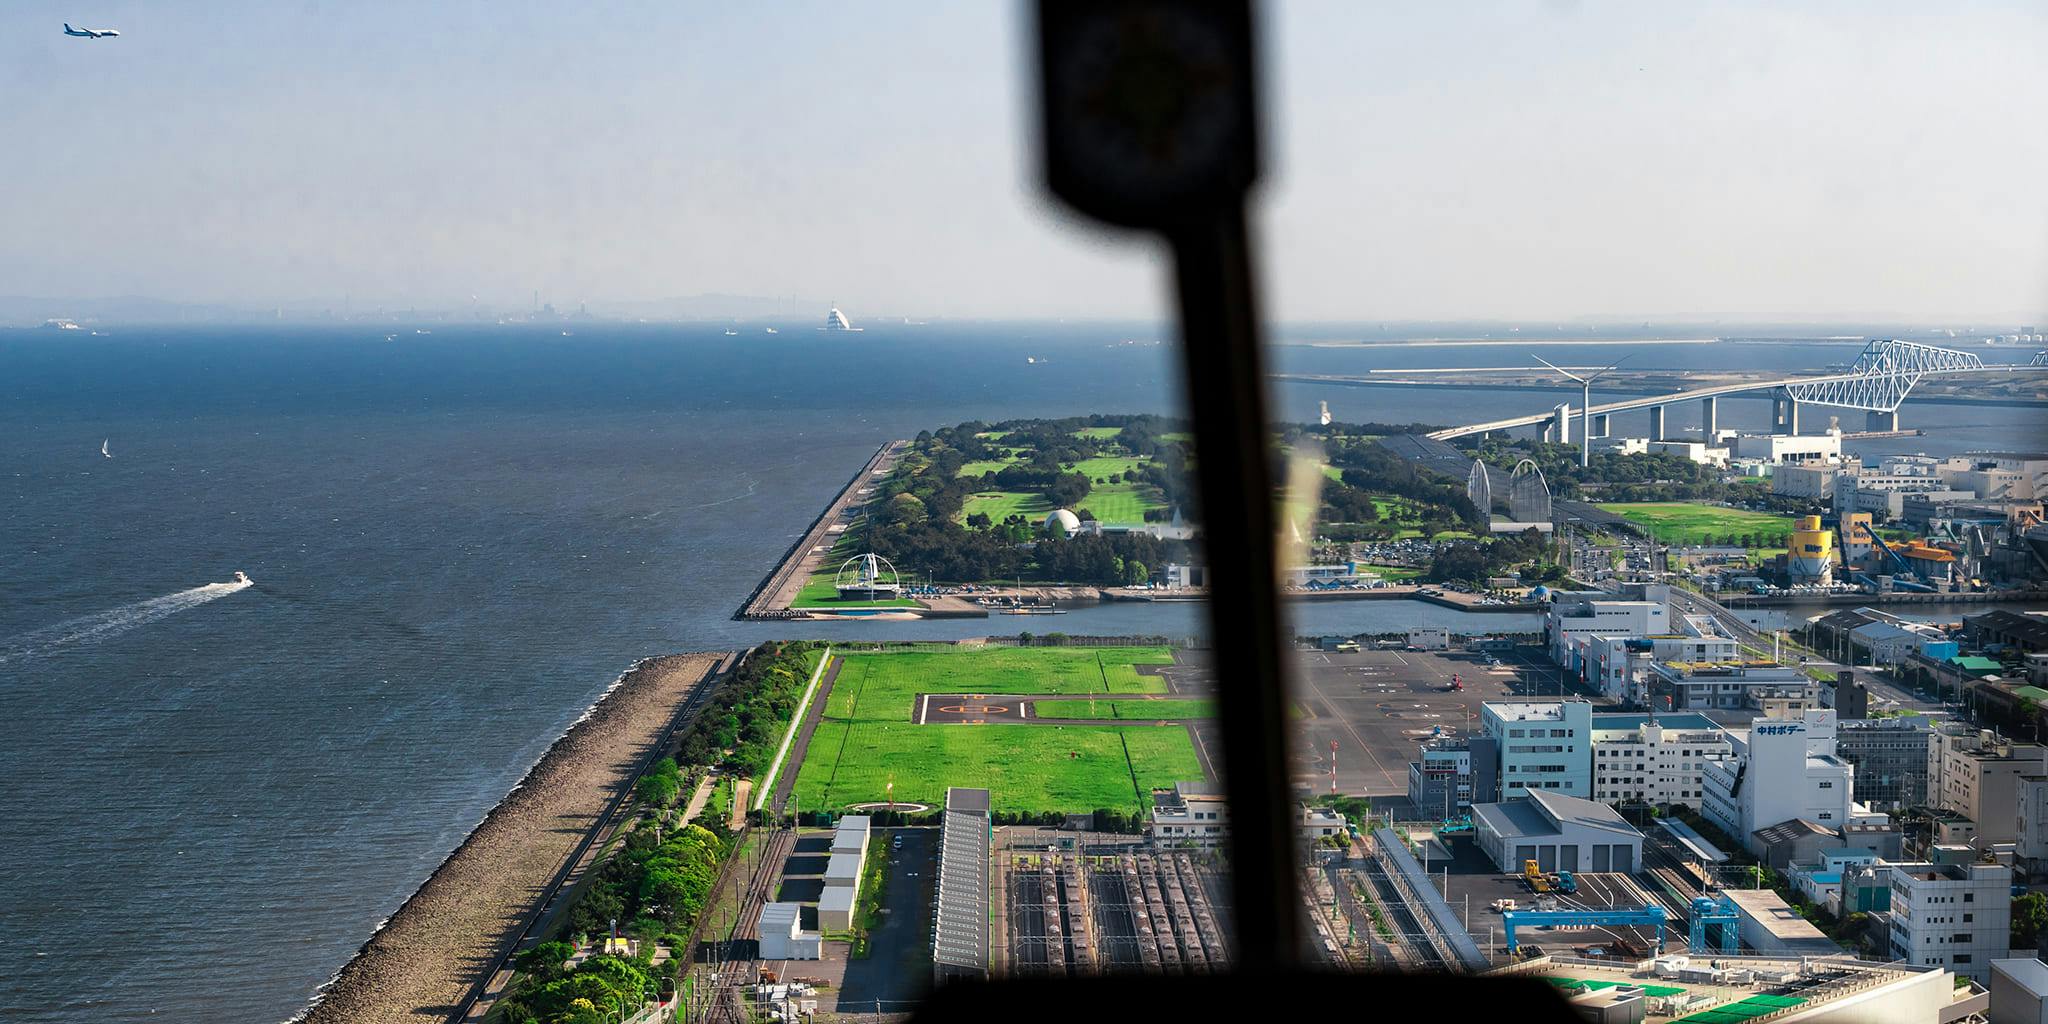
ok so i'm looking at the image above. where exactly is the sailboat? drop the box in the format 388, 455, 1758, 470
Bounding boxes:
100, 439, 112, 459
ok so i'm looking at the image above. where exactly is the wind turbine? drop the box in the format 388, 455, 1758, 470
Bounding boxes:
1533, 354, 1631, 468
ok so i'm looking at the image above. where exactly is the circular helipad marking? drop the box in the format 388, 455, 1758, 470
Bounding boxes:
940, 704, 1010, 715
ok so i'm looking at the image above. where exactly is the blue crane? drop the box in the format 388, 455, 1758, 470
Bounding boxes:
1502, 905, 1668, 953
1689, 894, 1740, 953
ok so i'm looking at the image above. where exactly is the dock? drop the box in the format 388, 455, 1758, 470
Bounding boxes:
735, 440, 905, 620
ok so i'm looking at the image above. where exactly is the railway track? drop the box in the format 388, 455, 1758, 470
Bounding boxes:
449, 652, 737, 1024
702, 826, 799, 1024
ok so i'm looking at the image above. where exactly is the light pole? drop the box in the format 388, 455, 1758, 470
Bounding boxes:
1534, 355, 1631, 468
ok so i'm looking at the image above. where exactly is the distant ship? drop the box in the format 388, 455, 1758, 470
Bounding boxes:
229, 571, 251, 585
818, 307, 864, 332
764, 327, 778, 334
41, 318, 83, 331
724, 329, 739, 336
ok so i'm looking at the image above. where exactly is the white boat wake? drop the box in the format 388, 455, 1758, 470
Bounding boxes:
0, 579, 254, 665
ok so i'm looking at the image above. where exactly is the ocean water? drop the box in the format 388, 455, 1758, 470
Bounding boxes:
0, 324, 2037, 1021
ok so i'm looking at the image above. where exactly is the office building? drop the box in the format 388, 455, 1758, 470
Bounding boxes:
1885, 859, 2013, 982
1837, 716, 1935, 810
1588, 712, 1731, 809
1482, 700, 1594, 798
1702, 710, 1855, 856
1938, 738, 2048, 845
1654, 660, 1817, 711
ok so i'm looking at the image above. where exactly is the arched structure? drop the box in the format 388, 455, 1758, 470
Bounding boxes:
1466, 459, 1493, 514
1507, 459, 1551, 524
835, 552, 902, 600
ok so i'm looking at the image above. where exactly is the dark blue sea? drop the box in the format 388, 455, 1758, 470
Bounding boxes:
0, 323, 2038, 1020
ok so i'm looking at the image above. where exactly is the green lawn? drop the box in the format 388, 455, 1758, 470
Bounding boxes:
960, 488, 1057, 524
1359, 563, 1424, 581
789, 529, 918, 609
1594, 502, 1796, 546
1033, 698, 1216, 720
1072, 426, 1124, 439
788, 647, 1198, 814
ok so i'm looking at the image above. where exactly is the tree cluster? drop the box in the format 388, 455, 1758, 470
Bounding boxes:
670, 642, 822, 779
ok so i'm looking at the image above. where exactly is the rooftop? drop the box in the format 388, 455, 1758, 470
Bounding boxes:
1590, 712, 1720, 732
1484, 700, 1585, 722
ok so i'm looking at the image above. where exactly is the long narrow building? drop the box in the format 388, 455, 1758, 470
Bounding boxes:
932, 787, 992, 984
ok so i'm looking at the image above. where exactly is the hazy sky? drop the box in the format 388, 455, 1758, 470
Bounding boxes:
5, 1, 2045, 321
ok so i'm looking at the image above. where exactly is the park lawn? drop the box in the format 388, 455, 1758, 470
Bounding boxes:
788, 646, 1194, 814
960, 488, 1056, 524
1074, 481, 1168, 525
1034, 698, 1216, 720
1072, 426, 1124, 439
1595, 502, 1795, 546
793, 723, 1200, 814
1070, 455, 1147, 478
789, 532, 917, 608
1359, 563, 1423, 581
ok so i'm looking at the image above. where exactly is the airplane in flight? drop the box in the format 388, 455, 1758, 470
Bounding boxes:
63, 23, 120, 38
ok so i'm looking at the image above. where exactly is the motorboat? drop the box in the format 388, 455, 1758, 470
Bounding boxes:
230, 571, 251, 585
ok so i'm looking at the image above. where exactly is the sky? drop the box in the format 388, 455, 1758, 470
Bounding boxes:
4, 1, 2045, 322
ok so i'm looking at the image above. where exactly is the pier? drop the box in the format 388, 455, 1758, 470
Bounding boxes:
735, 440, 904, 620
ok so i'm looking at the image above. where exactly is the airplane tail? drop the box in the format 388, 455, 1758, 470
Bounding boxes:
64, 22, 72, 30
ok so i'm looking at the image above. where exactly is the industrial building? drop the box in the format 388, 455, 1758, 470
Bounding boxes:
757, 902, 821, 961
932, 787, 991, 983
1588, 712, 1730, 809
1721, 888, 1844, 956
1471, 788, 1645, 872
819, 814, 871, 931
1482, 700, 1594, 798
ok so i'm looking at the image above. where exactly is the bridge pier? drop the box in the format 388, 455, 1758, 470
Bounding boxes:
1551, 402, 1571, 445
1701, 395, 1718, 437
1591, 413, 1609, 439
1866, 409, 1899, 432
1648, 405, 1666, 441
1773, 394, 1802, 435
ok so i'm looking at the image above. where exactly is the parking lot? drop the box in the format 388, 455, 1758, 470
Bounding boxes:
1282, 644, 1589, 798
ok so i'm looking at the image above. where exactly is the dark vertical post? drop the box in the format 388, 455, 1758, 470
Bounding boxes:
1034, 0, 1303, 969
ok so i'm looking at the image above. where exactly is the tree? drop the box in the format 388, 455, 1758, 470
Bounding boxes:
2014, 892, 2048, 947
886, 492, 928, 527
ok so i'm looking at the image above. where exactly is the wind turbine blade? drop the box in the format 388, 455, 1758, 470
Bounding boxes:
1586, 353, 1634, 383
1532, 355, 1585, 383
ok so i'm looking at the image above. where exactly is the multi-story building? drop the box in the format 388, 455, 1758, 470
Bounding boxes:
1406, 735, 1499, 818
1772, 462, 1840, 500
1963, 451, 2048, 500
1729, 430, 1843, 466
1936, 737, 2048, 845
1702, 710, 1855, 855
1482, 700, 1593, 799
1547, 595, 1669, 671
1583, 622, 1740, 705
1653, 660, 1818, 712
2017, 775, 2048, 868
1884, 859, 2013, 981
1588, 712, 1731, 809
1836, 716, 1935, 811
1149, 781, 1228, 846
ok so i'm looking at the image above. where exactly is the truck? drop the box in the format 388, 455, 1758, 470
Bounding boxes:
1523, 859, 1552, 893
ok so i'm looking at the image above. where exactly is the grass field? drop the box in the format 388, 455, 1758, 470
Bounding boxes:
1072, 426, 1123, 439
1595, 502, 1795, 546
1359, 563, 1424, 581
952, 444, 1167, 527
1033, 698, 1216, 720
791, 647, 1199, 813
789, 528, 920, 609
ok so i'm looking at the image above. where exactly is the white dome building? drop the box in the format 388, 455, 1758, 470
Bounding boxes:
1044, 508, 1082, 537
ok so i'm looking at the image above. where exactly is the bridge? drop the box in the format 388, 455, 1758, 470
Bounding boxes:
1394, 339, 2035, 442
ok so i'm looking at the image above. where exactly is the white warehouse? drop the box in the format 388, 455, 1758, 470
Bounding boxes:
1473, 789, 1645, 873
